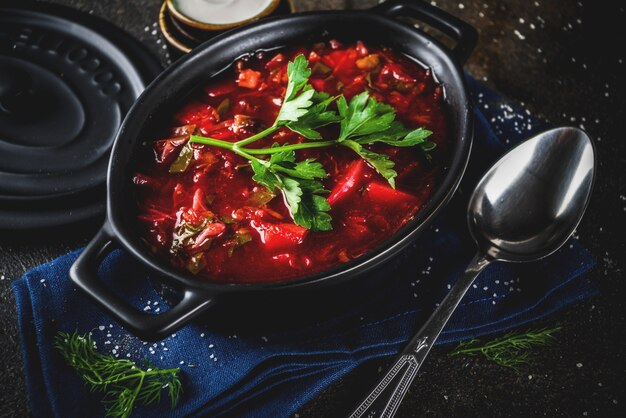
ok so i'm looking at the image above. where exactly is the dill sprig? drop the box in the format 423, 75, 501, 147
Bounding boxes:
448, 326, 562, 371
54, 331, 183, 418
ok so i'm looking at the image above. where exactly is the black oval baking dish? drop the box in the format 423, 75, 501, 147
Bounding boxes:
70, 0, 477, 341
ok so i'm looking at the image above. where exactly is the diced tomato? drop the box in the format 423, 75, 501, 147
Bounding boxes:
362, 182, 419, 209
237, 69, 262, 89
251, 221, 308, 251
327, 160, 367, 206
266, 53, 285, 70
324, 49, 359, 83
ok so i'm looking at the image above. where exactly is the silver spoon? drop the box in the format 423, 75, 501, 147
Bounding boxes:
350, 127, 595, 418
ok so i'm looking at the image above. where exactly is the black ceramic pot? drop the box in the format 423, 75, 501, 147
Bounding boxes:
70, 0, 477, 341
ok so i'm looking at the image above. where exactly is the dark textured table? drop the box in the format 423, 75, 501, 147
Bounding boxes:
1, 1, 624, 417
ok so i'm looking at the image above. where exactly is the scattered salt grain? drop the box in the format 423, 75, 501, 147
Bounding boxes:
576, 363, 583, 368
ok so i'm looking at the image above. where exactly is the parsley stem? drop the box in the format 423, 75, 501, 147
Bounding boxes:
191, 135, 338, 158
190, 135, 235, 150
244, 140, 337, 154
190, 135, 263, 164
234, 125, 279, 147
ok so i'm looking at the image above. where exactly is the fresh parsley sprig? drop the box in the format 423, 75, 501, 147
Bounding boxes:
55, 332, 182, 418
189, 54, 436, 231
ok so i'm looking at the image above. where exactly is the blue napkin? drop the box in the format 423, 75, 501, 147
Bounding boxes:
13, 77, 597, 418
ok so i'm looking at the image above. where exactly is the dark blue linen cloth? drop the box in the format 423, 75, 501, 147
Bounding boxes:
12, 77, 597, 418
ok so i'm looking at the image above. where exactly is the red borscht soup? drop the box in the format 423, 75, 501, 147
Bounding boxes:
133, 41, 447, 283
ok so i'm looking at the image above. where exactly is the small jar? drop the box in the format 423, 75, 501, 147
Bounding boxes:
159, 0, 295, 59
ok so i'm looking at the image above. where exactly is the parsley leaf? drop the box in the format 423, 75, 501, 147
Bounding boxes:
283, 54, 310, 101
342, 140, 398, 188
285, 91, 341, 139
250, 148, 332, 231
336, 91, 396, 141
276, 55, 315, 123
293, 183, 332, 231
357, 121, 434, 150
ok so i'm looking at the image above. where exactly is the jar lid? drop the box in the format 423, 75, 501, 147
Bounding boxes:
0, 1, 162, 229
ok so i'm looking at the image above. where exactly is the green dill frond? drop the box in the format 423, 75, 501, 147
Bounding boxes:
55, 331, 183, 418
448, 326, 562, 372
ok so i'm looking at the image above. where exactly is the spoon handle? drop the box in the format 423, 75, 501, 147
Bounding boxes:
348, 252, 491, 418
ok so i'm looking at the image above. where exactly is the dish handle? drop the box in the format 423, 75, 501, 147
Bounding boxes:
70, 224, 215, 341
372, 0, 478, 65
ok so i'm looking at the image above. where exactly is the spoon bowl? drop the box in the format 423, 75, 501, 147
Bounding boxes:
468, 127, 595, 262
350, 127, 596, 418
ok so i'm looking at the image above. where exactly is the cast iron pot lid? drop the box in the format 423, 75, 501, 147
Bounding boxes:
0, 1, 162, 229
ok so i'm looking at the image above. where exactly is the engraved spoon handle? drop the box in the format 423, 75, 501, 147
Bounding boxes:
349, 252, 491, 418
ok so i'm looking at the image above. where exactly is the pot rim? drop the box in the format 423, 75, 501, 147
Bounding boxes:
106, 8, 475, 294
